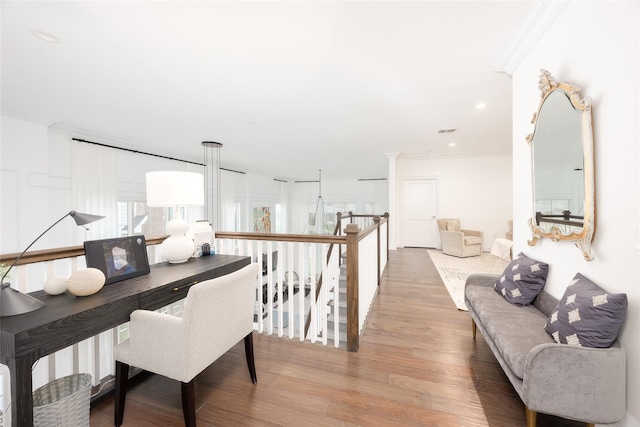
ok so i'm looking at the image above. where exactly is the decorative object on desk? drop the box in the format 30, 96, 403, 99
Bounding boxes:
67, 268, 106, 297
43, 276, 69, 295
146, 171, 204, 264
0, 210, 104, 317
84, 235, 151, 284
192, 220, 214, 256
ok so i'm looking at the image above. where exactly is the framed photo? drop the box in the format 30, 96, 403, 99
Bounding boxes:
84, 235, 151, 285
253, 207, 271, 232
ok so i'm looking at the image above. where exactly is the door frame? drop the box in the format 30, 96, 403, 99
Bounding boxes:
399, 176, 438, 248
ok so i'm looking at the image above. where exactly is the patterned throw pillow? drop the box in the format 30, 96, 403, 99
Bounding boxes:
493, 252, 548, 306
544, 273, 627, 348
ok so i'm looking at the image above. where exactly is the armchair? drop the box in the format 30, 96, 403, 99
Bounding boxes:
114, 263, 260, 427
436, 218, 482, 257
506, 220, 513, 240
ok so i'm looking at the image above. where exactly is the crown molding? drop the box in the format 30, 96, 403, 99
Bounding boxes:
493, 1, 571, 76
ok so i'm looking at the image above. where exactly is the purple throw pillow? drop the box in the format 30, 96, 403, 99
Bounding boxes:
544, 273, 627, 348
494, 252, 548, 306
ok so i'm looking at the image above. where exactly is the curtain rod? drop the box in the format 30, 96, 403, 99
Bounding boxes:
220, 167, 246, 175
72, 138, 205, 167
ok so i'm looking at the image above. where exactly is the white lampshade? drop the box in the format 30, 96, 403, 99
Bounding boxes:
145, 171, 204, 264
146, 171, 204, 207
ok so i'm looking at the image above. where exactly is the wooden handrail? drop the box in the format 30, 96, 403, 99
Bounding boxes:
302, 214, 389, 341
0, 236, 167, 266
3, 215, 390, 352
1, 216, 389, 268
214, 231, 345, 245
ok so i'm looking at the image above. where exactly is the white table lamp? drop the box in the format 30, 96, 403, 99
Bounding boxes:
146, 171, 204, 264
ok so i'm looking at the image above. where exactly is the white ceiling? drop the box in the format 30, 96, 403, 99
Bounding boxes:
1, 1, 534, 180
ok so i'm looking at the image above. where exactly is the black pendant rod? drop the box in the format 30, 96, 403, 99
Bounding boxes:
72, 138, 205, 167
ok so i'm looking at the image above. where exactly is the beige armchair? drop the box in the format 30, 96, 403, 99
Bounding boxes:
114, 263, 260, 427
437, 218, 482, 257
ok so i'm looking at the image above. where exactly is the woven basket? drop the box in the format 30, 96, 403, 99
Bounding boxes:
32, 373, 91, 427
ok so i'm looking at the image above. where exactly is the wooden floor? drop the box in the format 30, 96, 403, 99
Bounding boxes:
90, 248, 585, 426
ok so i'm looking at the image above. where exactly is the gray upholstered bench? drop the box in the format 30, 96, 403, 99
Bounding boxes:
464, 273, 626, 427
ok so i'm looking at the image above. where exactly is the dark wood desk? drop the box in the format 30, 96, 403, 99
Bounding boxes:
0, 254, 250, 427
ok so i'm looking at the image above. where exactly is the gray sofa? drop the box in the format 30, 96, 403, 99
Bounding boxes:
464, 273, 626, 427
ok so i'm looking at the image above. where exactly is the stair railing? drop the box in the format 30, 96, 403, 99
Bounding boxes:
304, 211, 389, 351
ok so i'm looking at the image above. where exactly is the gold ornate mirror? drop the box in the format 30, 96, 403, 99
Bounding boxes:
527, 70, 595, 260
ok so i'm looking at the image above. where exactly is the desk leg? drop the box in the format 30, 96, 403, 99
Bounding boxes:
8, 357, 34, 427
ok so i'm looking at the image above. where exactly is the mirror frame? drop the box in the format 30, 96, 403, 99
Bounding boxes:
526, 69, 595, 261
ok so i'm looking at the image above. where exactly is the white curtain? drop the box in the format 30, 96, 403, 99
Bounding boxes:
71, 141, 118, 241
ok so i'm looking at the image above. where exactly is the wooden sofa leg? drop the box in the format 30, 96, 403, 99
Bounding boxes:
585, 424, 595, 427
471, 319, 477, 339
525, 407, 536, 427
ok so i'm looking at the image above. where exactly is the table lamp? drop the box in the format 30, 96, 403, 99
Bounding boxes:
0, 210, 105, 317
146, 171, 204, 264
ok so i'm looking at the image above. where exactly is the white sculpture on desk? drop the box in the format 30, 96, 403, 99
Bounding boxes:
43, 276, 68, 295
44, 268, 106, 297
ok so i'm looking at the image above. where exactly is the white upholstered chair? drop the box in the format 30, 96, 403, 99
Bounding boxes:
436, 218, 483, 257
114, 263, 260, 427
506, 219, 513, 240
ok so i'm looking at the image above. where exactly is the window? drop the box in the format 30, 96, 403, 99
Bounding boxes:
535, 199, 570, 215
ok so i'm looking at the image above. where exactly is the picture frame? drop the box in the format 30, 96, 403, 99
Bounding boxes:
84, 235, 151, 285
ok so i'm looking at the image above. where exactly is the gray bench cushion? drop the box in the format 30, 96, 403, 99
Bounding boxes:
466, 281, 555, 379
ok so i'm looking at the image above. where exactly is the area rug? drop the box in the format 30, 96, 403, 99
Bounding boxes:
427, 249, 510, 311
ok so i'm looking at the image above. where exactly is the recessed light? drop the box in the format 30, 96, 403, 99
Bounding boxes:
475, 102, 487, 109
449, 143, 456, 147
31, 29, 61, 43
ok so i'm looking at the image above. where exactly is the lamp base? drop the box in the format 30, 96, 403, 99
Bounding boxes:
1, 285, 46, 317
161, 235, 195, 264
161, 213, 195, 264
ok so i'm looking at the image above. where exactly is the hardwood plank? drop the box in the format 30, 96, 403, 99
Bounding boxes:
90, 248, 588, 426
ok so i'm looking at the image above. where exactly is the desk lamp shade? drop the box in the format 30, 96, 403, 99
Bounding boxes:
0, 210, 105, 317
146, 171, 204, 264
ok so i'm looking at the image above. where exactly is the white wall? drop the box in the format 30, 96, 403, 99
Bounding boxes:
396, 153, 513, 251
0, 118, 203, 252
1, 116, 60, 252
1, 116, 388, 250
512, 2, 639, 425
291, 177, 389, 234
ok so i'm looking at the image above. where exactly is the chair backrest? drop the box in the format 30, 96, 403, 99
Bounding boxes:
436, 218, 460, 232
182, 262, 259, 377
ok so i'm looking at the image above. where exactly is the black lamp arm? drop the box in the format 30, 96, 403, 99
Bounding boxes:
0, 211, 73, 287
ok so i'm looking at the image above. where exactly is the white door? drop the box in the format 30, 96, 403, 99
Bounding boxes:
401, 179, 437, 247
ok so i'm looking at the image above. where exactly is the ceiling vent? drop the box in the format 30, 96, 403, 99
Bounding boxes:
438, 129, 457, 134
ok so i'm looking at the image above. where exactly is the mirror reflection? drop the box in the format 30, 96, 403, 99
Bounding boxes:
533, 90, 584, 233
